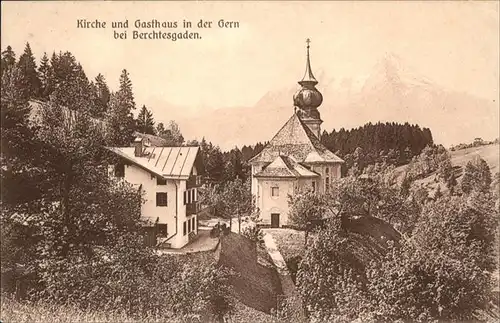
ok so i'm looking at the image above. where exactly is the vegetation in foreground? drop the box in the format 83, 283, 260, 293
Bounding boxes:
282, 148, 499, 322
1, 43, 234, 322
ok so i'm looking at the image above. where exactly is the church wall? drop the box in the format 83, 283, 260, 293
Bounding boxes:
257, 178, 295, 226
251, 162, 267, 197
307, 163, 343, 194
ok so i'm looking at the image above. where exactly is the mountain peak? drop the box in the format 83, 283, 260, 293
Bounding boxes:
361, 52, 434, 93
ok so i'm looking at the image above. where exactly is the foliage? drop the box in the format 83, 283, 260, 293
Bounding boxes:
168, 260, 235, 321
206, 178, 256, 233
1, 45, 17, 78
104, 69, 136, 146
288, 190, 330, 245
1, 44, 237, 321
16, 42, 41, 100
330, 175, 419, 233
296, 185, 498, 322
296, 219, 372, 322
322, 121, 433, 172
367, 240, 491, 322
461, 156, 492, 194
241, 226, 265, 247
406, 144, 451, 180
136, 105, 155, 135
413, 192, 498, 272
200, 138, 225, 183
38, 52, 52, 100
92, 73, 110, 118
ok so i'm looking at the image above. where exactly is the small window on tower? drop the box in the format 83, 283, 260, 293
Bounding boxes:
271, 186, 279, 197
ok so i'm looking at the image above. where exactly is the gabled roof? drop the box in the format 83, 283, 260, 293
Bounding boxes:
254, 155, 319, 179
106, 146, 200, 180
249, 113, 344, 164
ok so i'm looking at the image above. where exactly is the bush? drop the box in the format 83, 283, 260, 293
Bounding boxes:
367, 241, 491, 322
241, 226, 264, 247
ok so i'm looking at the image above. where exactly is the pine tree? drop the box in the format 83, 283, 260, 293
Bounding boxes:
118, 69, 135, 111
16, 42, 41, 99
136, 105, 155, 135
104, 70, 137, 145
1, 46, 16, 79
38, 52, 54, 100
94, 73, 110, 117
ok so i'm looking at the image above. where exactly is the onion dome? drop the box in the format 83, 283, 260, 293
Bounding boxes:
293, 39, 323, 113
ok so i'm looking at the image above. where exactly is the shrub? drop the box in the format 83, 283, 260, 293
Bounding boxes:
241, 226, 265, 247
367, 241, 491, 322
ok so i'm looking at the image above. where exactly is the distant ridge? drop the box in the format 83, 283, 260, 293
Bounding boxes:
178, 53, 499, 150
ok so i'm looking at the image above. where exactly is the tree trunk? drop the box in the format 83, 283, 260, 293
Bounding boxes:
304, 229, 309, 246
238, 213, 241, 234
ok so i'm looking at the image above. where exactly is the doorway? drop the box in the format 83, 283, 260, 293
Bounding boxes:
271, 213, 280, 228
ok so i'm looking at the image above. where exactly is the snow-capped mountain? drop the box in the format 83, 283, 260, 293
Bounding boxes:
177, 53, 498, 150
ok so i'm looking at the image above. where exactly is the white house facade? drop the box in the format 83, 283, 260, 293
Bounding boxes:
106, 138, 202, 249
250, 41, 344, 227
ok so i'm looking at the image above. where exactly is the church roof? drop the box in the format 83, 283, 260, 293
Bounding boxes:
254, 155, 320, 179
249, 113, 344, 164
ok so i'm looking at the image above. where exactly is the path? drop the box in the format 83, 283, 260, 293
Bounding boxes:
262, 230, 288, 275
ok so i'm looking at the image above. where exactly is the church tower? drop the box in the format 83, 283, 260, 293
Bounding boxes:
293, 39, 323, 139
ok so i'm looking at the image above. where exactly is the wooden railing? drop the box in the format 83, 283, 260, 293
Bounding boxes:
187, 175, 202, 189
186, 202, 201, 215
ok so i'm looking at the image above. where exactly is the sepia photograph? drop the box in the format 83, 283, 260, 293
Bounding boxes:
1, 1, 499, 322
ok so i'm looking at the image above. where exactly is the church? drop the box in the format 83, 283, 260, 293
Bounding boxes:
249, 40, 344, 228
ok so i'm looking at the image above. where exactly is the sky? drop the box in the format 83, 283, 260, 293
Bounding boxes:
2, 1, 499, 113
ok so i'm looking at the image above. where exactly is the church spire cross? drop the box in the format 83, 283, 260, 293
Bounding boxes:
300, 38, 318, 86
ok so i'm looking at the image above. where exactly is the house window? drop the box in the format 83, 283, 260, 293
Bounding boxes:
157, 223, 168, 236
325, 167, 330, 175
183, 221, 187, 235
325, 177, 330, 192
188, 218, 192, 232
156, 192, 168, 206
114, 163, 125, 178
157, 177, 167, 185
192, 217, 196, 232
312, 181, 316, 193
271, 186, 279, 197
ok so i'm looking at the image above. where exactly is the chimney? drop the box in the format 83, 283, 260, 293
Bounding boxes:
133, 136, 143, 157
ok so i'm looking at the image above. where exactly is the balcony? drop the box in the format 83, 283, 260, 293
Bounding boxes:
186, 202, 201, 215
187, 175, 202, 189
